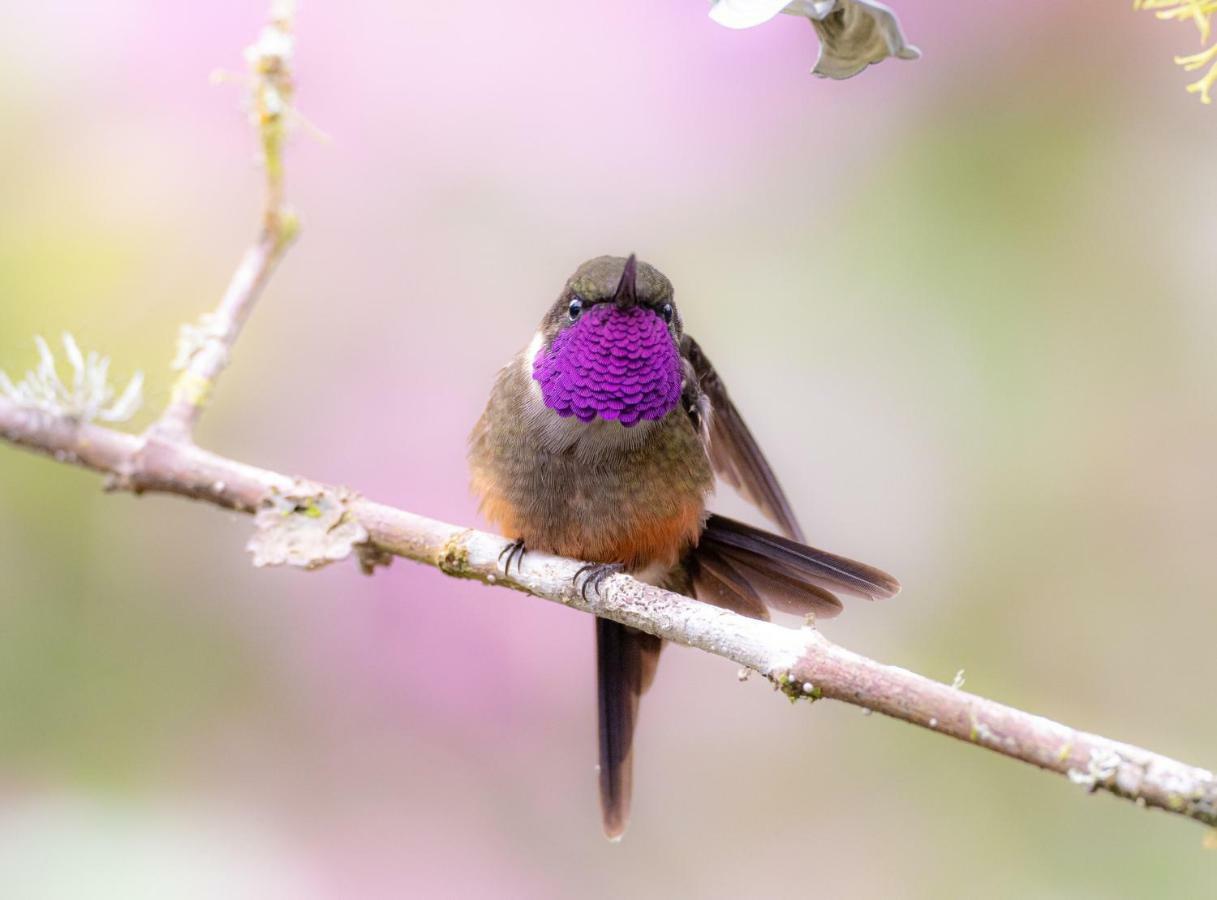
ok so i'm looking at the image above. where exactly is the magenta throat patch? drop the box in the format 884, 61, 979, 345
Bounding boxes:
532, 305, 682, 427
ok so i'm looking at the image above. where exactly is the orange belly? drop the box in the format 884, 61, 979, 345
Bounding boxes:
473, 472, 704, 571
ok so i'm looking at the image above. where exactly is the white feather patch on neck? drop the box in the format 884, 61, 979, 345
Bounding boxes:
518, 329, 657, 460
522, 330, 546, 405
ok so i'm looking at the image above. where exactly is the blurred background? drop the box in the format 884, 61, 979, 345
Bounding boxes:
1, 1, 1215, 897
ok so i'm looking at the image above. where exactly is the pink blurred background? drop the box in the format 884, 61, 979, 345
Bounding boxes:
2, 1, 1216, 897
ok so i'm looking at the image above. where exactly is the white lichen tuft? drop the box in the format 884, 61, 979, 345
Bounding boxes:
247, 486, 369, 570
171, 312, 229, 371
245, 0, 298, 151
1068, 747, 1123, 792
246, 1, 296, 70
951, 668, 966, 690
972, 719, 998, 744
0, 334, 143, 423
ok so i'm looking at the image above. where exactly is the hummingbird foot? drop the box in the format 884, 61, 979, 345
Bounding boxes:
498, 538, 528, 576
574, 562, 625, 602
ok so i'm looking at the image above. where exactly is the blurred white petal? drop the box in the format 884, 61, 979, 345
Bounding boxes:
709, 0, 791, 29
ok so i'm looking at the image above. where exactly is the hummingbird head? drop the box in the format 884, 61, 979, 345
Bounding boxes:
531, 254, 684, 428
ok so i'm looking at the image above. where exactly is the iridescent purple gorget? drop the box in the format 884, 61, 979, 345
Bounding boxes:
532, 304, 682, 427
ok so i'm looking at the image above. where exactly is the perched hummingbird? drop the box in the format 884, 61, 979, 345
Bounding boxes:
469, 254, 899, 839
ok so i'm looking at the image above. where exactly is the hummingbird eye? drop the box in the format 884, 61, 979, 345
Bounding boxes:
660, 303, 673, 324
568, 298, 583, 320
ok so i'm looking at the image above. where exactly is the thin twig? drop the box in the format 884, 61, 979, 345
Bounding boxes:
153, 3, 299, 442
1, 393, 1214, 831
153, 232, 292, 442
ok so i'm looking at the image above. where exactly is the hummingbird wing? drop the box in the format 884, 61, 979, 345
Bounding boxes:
680, 334, 806, 542
597, 619, 661, 841
681, 335, 900, 617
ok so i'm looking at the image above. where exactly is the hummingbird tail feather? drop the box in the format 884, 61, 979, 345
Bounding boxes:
596, 618, 661, 841
690, 515, 900, 620
689, 543, 771, 620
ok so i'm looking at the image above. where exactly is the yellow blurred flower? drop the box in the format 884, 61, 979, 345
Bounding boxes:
1137, 0, 1217, 102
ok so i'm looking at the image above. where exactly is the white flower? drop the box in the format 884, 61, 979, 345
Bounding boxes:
710, 0, 796, 29
710, 0, 920, 79
0, 334, 144, 423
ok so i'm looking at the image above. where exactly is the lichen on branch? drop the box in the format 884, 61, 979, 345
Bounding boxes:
247, 486, 371, 570
244, 0, 298, 228
0, 334, 143, 424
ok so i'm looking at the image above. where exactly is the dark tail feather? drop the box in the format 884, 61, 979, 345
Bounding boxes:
691, 514, 900, 620
690, 545, 770, 621
596, 619, 661, 841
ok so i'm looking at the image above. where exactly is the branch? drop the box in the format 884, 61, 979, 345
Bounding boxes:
154, 3, 299, 442
1, 393, 1214, 832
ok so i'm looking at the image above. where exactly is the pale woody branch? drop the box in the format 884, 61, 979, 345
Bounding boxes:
154, 1, 300, 442
154, 230, 292, 441
1, 392, 1214, 832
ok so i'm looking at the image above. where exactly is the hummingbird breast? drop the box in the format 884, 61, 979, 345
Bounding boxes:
469, 347, 714, 571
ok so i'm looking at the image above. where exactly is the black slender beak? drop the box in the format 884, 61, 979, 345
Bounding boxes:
613, 254, 638, 309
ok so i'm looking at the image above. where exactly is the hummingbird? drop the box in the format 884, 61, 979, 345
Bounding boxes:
469, 254, 899, 839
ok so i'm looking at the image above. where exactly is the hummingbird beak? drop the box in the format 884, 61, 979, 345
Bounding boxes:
613, 254, 638, 310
